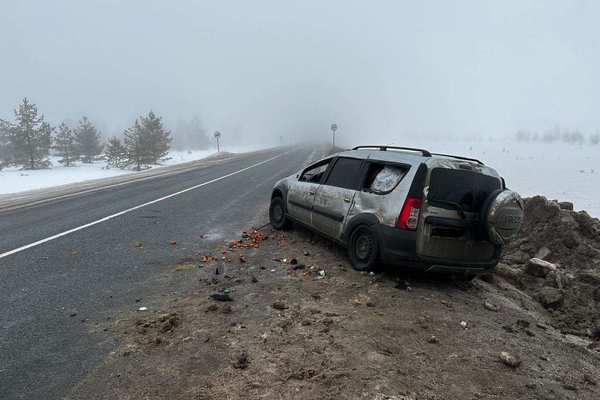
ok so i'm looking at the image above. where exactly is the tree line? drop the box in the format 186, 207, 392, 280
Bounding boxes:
0, 98, 172, 171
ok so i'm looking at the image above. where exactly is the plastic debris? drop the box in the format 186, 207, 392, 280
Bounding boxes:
138, 306, 148, 311
210, 293, 233, 302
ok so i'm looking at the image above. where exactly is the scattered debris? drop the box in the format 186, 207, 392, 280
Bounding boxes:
427, 335, 439, 344
272, 301, 288, 310
233, 352, 250, 369
483, 300, 500, 312
499, 351, 522, 368
460, 321, 468, 329
138, 307, 148, 311
210, 293, 233, 302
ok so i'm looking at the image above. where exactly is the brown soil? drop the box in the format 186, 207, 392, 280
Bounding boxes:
70, 217, 600, 399
500, 196, 600, 336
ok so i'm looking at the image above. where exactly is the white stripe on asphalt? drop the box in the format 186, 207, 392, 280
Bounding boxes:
0, 152, 289, 260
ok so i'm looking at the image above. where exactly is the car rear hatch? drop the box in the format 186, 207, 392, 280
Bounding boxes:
416, 161, 503, 270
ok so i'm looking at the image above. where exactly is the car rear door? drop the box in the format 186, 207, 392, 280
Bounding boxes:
287, 158, 332, 226
416, 165, 502, 264
311, 157, 364, 240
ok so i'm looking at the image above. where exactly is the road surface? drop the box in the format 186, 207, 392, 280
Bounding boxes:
0, 147, 312, 400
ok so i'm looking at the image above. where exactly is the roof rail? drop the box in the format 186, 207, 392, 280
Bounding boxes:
430, 153, 484, 165
352, 145, 432, 157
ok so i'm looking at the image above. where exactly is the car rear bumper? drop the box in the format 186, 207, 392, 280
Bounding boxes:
375, 225, 500, 273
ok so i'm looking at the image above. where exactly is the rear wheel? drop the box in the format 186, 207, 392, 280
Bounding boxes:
349, 226, 379, 271
269, 196, 291, 230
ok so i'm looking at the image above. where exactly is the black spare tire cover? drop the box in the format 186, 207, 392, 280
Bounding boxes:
481, 189, 524, 245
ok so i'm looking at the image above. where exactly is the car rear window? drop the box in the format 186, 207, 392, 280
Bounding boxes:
324, 157, 363, 190
428, 168, 501, 212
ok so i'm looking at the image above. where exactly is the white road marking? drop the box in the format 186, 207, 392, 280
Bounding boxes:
0, 152, 289, 260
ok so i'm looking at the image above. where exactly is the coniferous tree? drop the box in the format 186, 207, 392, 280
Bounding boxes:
0, 119, 12, 170
123, 120, 146, 170
53, 122, 77, 166
5, 98, 53, 169
74, 116, 103, 163
140, 111, 171, 163
105, 137, 128, 168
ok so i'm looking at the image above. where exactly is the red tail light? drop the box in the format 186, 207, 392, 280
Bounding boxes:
397, 197, 422, 230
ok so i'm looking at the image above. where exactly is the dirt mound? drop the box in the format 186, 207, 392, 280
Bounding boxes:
500, 196, 600, 337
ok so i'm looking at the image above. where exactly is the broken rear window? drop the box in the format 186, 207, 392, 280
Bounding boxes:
428, 168, 501, 212
364, 164, 407, 194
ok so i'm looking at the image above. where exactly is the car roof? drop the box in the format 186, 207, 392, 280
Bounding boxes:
327, 147, 500, 178
335, 149, 425, 165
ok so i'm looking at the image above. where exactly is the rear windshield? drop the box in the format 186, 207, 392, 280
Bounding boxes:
428, 168, 501, 212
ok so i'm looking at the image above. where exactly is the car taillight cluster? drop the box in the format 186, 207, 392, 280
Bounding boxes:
397, 197, 422, 230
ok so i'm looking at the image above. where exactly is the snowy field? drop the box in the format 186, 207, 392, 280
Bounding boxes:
401, 138, 600, 217
0, 145, 265, 196
2, 139, 599, 218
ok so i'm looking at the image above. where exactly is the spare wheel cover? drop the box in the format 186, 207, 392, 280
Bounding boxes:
484, 190, 524, 245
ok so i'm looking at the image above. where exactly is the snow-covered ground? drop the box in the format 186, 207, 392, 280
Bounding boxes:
401, 138, 600, 217
2, 140, 599, 217
0, 145, 265, 196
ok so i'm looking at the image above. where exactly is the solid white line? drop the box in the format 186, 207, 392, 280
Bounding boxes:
0, 152, 288, 260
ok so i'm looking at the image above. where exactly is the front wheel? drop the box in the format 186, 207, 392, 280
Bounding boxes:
349, 226, 380, 271
269, 196, 291, 230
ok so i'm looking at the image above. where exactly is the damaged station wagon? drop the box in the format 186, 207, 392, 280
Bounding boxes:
269, 145, 524, 274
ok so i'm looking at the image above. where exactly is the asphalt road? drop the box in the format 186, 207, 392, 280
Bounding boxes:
0, 147, 312, 400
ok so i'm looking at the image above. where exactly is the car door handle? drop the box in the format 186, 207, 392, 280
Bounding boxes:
344, 197, 351, 203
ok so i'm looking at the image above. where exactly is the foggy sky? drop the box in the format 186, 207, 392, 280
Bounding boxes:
1, 0, 598, 146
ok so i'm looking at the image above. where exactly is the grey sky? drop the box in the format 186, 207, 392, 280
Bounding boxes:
1, 0, 598, 144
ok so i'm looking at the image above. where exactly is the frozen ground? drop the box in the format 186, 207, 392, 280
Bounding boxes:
401, 137, 600, 217
0, 145, 265, 196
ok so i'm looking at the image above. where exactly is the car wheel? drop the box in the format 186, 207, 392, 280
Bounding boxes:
349, 226, 379, 271
269, 196, 291, 230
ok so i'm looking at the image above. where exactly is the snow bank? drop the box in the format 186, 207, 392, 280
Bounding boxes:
0, 145, 265, 196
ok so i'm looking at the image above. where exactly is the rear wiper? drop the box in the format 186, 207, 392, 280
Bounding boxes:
428, 199, 466, 219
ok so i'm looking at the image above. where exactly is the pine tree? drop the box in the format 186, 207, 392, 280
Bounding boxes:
5, 98, 53, 169
0, 119, 12, 170
53, 122, 77, 166
139, 111, 171, 163
123, 120, 147, 170
74, 116, 103, 163
105, 137, 128, 168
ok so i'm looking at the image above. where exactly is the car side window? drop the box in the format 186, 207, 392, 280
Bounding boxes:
323, 157, 363, 190
299, 160, 331, 183
363, 163, 407, 194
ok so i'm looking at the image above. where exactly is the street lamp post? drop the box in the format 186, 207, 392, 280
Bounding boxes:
214, 131, 221, 152
330, 123, 338, 147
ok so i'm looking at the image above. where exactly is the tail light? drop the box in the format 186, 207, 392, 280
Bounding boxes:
397, 197, 422, 230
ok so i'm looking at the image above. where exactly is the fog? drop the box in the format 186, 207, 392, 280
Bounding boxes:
1, 0, 599, 147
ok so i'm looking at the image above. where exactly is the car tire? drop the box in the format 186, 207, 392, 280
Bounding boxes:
269, 196, 291, 230
349, 226, 379, 271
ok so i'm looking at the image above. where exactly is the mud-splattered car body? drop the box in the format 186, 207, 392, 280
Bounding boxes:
269, 146, 524, 273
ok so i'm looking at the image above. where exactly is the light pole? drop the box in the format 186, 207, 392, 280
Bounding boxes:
330, 123, 338, 147
214, 131, 221, 152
